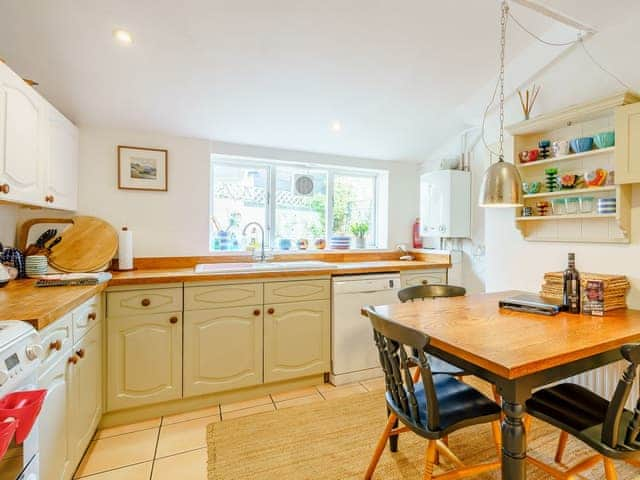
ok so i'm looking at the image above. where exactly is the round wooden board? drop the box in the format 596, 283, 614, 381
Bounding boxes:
48, 216, 118, 273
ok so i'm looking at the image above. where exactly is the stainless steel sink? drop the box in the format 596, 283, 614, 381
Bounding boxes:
194, 261, 336, 274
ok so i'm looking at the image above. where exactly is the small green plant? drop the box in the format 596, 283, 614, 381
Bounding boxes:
350, 222, 369, 238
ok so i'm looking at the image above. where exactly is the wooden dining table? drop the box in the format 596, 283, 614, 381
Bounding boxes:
372, 290, 640, 480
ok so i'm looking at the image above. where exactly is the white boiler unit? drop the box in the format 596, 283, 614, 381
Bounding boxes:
420, 169, 471, 238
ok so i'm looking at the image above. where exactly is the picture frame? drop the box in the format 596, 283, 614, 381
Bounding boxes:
117, 145, 168, 191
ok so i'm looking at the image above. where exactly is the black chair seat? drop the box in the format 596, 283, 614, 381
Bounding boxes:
387, 374, 501, 438
428, 354, 465, 376
526, 383, 640, 460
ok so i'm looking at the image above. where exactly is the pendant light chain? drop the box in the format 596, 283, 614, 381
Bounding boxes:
498, 1, 508, 161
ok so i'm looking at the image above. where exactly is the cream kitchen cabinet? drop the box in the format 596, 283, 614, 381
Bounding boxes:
44, 106, 78, 210
107, 311, 182, 411
263, 299, 330, 383
183, 306, 263, 397
615, 101, 640, 184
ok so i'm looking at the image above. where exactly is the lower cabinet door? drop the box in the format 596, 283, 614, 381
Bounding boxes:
69, 324, 102, 466
264, 300, 330, 383
183, 306, 263, 397
107, 312, 182, 410
38, 352, 73, 480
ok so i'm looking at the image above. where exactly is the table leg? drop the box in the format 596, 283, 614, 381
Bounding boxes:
501, 400, 527, 479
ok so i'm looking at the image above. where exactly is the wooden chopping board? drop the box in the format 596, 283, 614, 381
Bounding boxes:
47, 216, 118, 273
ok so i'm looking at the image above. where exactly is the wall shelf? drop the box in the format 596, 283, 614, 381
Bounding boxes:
515, 213, 616, 222
517, 147, 615, 169
523, 186, 615, 200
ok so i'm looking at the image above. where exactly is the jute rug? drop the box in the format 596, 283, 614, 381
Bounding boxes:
207, 383, 640, 479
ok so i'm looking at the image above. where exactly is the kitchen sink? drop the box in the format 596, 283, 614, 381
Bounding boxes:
194, 261, 337, 274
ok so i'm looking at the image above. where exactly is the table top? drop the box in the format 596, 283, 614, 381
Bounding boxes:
372, 291, 640, 379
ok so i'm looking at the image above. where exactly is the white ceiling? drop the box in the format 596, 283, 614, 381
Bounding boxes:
0, 0, 630, 162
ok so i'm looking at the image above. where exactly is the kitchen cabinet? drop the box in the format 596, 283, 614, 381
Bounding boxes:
68, 323, 102, 467
615, 101, 640, 184
107, 312, 182, 411
183, 306, 263, 397
400, 269, 447, 288
263, 299, 330, 383
45, 106, 78, 210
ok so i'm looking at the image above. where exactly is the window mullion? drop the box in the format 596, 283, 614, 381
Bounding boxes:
267, 166, 277, 249
327, 170, 334, 242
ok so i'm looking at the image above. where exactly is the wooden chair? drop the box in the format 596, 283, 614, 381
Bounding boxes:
526, 343, 640, 479
363, 305, 502, 480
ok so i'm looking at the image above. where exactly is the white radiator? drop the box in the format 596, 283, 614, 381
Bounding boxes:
567, 361, 639, 410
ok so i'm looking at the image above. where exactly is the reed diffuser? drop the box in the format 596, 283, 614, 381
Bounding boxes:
517, 84, 541, 120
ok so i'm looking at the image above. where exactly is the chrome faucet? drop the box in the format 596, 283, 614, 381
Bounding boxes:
242, 222, 267, 262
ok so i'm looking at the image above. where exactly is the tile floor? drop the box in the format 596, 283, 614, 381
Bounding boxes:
74, 378, 383, 479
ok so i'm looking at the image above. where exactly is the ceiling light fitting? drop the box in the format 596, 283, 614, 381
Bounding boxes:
113, 29, 133, 45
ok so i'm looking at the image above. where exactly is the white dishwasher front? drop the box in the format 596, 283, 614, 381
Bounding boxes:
331, 273, 401, 385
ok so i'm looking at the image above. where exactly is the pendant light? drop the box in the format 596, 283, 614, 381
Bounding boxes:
479, 2, 523, 208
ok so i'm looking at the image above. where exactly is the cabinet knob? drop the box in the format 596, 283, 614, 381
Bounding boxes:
44, 195, 54, 203
76, 348, 85, 358
169, 316, 178, 324
0, 184, 9, 194
141, 298, 151, 307
49, 195, 55, 203
68, 355, 78, 365
88, 312, 97, 320
422, 280, 429, 285
49, 339, 62, 351
253, 309, 261, 316
267, 308, 275, 315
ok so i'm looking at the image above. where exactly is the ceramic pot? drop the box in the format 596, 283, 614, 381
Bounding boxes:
314, 238, 326, 250
296, 239, 308, 250
551, 140, 570, 157
355, 237, 366, 249
278, 238, 292, 250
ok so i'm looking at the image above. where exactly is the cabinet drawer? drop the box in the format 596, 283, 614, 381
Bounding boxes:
401, 270, 447, 288
184, 283, 262, 311
107, 288, 182, 317
264, 280, 330, 304
39, 312, 73, 375
72, 295, 101, 343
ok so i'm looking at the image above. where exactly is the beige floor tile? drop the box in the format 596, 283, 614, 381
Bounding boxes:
360, 376, 385, 392
162, 405, 219, 425
315, 382, 339, 392
75, 429, 159, 477
270, 386, 320, 402
320, 383, 367, 400
276, 392, 324, 409
220, 395, 272, 414
156, 415, 218, 458
151, 448, 207, 480
222, 403, 275, 420
95, 417, 161, 439
76, 461, 152, 479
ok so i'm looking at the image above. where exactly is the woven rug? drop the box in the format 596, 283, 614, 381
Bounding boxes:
207, 383, 640, 479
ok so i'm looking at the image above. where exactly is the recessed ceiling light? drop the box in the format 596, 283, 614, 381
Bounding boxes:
113, 29, 133, 45
331, 121, 342, 132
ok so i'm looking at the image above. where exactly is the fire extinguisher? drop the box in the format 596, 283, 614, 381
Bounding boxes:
413, 218, 423, 249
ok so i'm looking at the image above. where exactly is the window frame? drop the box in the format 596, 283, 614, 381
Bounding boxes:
210, 154, 386, 251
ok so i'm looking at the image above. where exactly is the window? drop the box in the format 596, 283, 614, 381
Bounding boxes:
210, 155, 386, 251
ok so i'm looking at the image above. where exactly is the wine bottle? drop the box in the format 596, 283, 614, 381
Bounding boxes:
563, 253, 581, 313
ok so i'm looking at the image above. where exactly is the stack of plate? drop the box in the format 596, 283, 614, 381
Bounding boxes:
329, 236, 351, 250
25, 255, 48, 278
597, 197, 616, 214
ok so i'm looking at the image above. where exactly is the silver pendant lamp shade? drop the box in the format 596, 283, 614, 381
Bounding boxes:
479, 157, 523, 207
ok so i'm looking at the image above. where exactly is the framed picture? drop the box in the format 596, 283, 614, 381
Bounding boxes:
118, 146, 168, 191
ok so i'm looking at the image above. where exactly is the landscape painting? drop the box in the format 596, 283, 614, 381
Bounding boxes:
118, 146, 168, 191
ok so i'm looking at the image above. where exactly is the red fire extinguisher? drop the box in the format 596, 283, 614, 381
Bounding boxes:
413, 218, 423, 249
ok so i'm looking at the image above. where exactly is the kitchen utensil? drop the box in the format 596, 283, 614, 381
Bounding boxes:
593, 131, 615, 149
47, 216, 118, 273
518, 150, 533, 163
580, 196, 595, 213
528, 149, 540, 161
551, 198, 566, 215
597, 197, 616, 214
538, 140, 551, 159
536, 201, 550, 216
560, 174, 578, 189
0, 265, 9, 288
522, 181, 541, 194
551, 140, 570, 157
330, 235, 351, 250
35, 229, 57, 248
570, 137, 593, 153
296, 239, 309, 250
314, 238, 326, 250
565, 197, 579, 215
17, 218, 74, 250
544, 168, 559, 192
46, 237, 62, 251
585, 168, 607, 187
278, 239, 292, 250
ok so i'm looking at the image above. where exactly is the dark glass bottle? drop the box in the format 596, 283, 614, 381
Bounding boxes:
563, 253, 581, 313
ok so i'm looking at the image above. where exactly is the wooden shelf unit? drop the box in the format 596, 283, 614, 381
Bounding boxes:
507, 92, 639, 244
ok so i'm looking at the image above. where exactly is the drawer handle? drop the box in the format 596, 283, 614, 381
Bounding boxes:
141, 298, 151, 307
0, 183, 9, 194
76, 348, 85, 359
253, 309, 261, 316
49, 340, 62, 351
422, 280, 429, 285
88, 312, 97, 320
68, 355, 78, 365
169, 316, 179, 324
267, 308, 275, 315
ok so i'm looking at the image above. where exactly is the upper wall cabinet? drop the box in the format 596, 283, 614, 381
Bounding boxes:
0, 61, 78, 210
615, 102, 640, 184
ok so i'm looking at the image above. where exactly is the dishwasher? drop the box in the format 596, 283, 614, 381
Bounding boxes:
331, 273, 401, 385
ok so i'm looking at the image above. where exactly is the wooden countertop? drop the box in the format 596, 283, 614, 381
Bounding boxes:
371, 291, 640, 379
0, 280, 107, 330
0, 259, 449, 330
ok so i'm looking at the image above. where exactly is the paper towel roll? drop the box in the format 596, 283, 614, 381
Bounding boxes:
118, 227, 134, 271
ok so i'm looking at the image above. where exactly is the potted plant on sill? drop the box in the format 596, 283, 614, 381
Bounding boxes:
350, 222, 369, 249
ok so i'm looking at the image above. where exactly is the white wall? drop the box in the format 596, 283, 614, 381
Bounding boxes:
423, 13, 640, 305
0, 205, 18, 247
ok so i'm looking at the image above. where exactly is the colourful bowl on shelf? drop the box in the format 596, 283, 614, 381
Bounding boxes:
593, 131, 615, 149
570, 137, 593, 153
